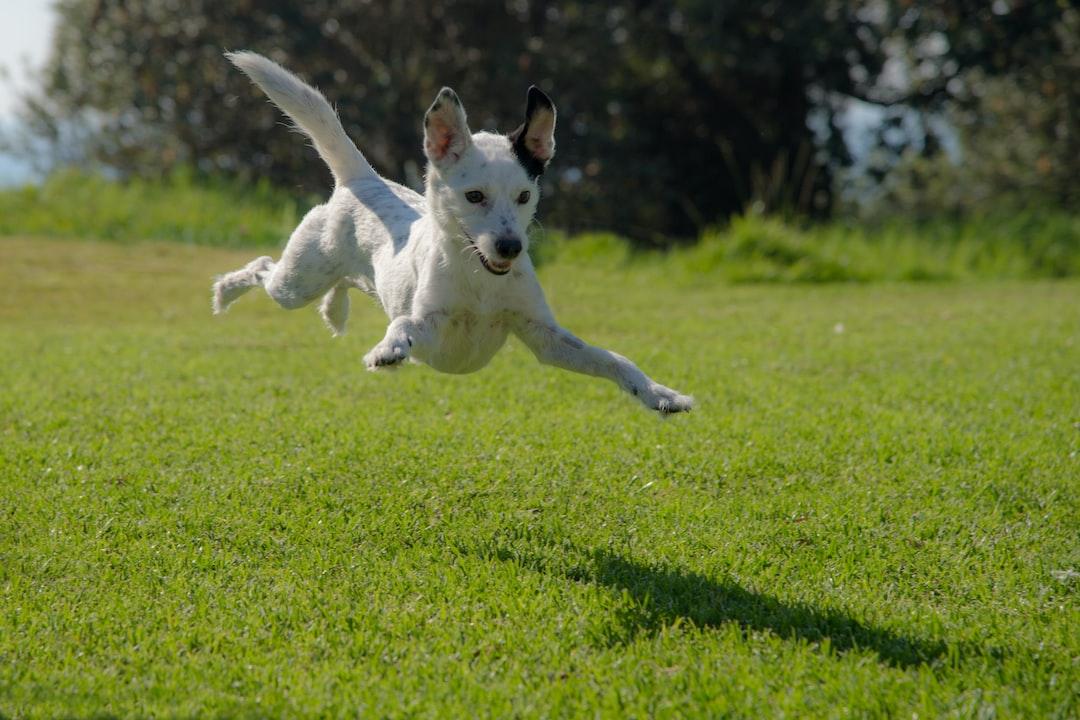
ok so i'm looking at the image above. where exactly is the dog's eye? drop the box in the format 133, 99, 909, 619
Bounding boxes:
517, 190, 531, 204
465, 190, 485, 204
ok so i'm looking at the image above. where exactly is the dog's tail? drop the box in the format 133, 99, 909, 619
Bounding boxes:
226, 50, 374, 185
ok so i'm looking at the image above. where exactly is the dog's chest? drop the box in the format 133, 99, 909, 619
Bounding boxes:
419, 308, 512, 374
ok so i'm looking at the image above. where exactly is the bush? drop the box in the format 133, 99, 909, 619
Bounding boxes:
1, 172, 1076, 282
0, 168, 309, 247
670, 211, 1080, 283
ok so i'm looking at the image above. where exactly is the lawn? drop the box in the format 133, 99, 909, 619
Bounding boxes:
1, 236, 1077, 718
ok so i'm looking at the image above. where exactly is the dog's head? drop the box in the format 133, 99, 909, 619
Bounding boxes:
423, 86, 556, 276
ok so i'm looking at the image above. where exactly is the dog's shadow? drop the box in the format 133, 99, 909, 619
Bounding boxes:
465, 529, 959, 669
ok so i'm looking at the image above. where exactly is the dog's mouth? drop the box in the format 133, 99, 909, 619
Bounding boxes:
465, 237, 512, 276
478, 251, 512, 275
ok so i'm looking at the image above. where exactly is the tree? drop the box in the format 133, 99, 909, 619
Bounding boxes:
11, 0, 1076, 244
858, 3, 1079, 217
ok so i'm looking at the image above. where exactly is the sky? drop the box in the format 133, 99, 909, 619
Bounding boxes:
0, 0, 54, 119
0, 0, 54, 184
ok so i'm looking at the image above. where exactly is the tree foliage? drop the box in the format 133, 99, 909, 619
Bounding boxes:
13, 0, 1077, 243
868, 4, 1079, 216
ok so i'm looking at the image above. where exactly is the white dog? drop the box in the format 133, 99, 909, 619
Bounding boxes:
213, 52, 692, 414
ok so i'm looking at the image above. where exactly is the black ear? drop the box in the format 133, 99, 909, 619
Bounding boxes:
508, 85, 557, 179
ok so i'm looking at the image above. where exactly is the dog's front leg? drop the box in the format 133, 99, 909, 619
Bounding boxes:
363, 314, 440, 370
514, 318, 693, 414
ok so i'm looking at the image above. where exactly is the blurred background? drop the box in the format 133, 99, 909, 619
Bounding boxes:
0, 0, 1076, 274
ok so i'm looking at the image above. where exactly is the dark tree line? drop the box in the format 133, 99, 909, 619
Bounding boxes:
12, 0, 1077, 244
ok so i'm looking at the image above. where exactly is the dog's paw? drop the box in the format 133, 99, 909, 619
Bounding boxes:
364, 341, 409, 371
639, 383, 694, 415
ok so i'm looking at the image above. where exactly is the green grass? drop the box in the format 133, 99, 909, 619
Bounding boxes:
2, 171, 1078, 281
671, 211, 1080, 282
0, 170, 307, 248
1, 236, 1078, 718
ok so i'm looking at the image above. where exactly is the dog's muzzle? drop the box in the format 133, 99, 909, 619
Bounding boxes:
495, 235, 522, 260
464, 232, 513, 276
477, 252, 512, 275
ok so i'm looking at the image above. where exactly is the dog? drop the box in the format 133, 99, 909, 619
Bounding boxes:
213, 52, 692, 414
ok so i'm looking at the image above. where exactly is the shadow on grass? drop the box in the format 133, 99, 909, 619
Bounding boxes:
465, 529, 955, 669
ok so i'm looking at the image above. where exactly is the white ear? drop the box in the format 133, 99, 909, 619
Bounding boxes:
509, 86, 557, 179
423, 87, 472, 169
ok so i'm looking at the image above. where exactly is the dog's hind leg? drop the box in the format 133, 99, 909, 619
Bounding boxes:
319, 282, 350, 336
213, 204, 351, 317
212, 255, 275, 314
259, 204, 347, 311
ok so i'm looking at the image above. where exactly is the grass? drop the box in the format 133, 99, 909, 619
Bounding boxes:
0, 169, 307, 248
2, 171, 1078, 281
0, 235, 1078, 718
671, 211, 1080, 282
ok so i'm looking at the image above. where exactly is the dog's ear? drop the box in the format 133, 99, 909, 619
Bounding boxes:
509, 86, 557, 179
424, 87, 472, 169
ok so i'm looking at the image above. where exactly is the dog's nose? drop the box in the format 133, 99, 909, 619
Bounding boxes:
494, 236, 522, 260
